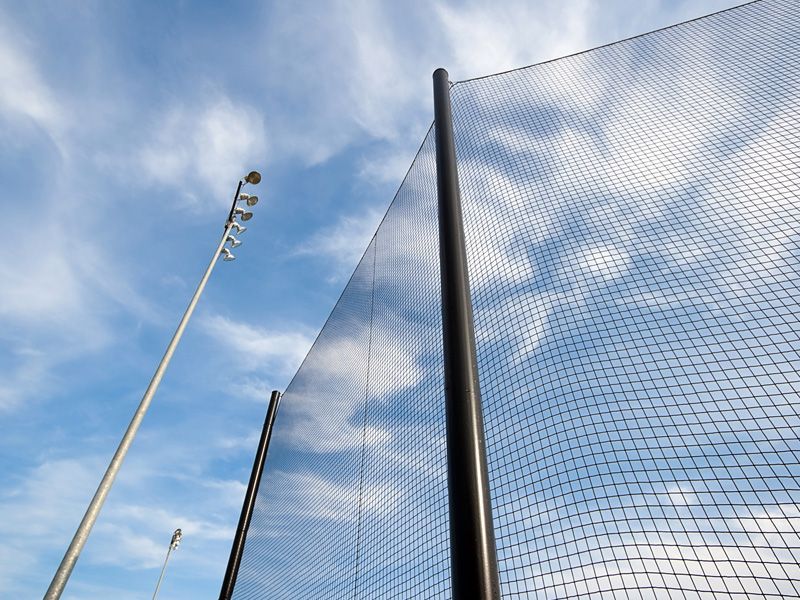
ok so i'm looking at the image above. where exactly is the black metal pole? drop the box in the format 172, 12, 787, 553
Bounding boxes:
432, 68, 500, 600
226, 180, 244, 227
218, 390, 282, 600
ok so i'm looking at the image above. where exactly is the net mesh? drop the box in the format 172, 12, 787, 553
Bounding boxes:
233, 1, 800, 597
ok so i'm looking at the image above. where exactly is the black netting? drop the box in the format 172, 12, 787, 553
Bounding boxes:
233, 1, 800, 598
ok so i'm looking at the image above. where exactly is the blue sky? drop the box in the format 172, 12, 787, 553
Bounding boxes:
0, 1, 750, 598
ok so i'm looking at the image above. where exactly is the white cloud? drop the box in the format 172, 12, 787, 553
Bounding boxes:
199, 313, 316, 408
459, 158, 541, 288
358, 143, 423, 186
255, 0, 602, 174
138, 95, 267, 205
275, 308, 425, 453
436, 0, 591, 79
0, 23, 127, 362
0, 217, 157, 411
257, 1, 432, 166
0, 11, 168, 416
226, 376, 277, 404
538, 504, 800, 598
0, 228, 94, 326
571, 245, 631, 281
0, 453, 249, 597
476, 290, 560, 367
0, 20, 64, 144
295, 208, 384, 281
0, 348, 52, 411
665, 484, 697, 507
266, 471, 399, 525
92, 503, 234, 569
201, 313, 314, 378
61, 581, 144, 600
0, 1, 778, 598
0, 458, 101, 590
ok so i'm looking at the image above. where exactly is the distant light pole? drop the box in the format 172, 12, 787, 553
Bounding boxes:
152, 528, 183, 600
43, 171, 263, 600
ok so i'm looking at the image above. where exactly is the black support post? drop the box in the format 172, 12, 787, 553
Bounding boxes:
432, 68, 501, 600
218, 390, 282, 600
225, 179, 244, 226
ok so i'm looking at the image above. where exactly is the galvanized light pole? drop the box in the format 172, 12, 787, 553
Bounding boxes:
43, 171, 263, 600
152, 528, 183, 600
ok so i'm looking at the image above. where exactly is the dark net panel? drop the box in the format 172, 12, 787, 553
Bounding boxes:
233, 133, 450, 599
234, 1, 800, 598
232, 236, 378, 599
452, 0, 800, 598
352, 133, 450, 598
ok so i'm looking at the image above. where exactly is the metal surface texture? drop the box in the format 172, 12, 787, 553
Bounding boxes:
433, 67, 500, 600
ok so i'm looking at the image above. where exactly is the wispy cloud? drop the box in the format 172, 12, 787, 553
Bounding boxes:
0, 216, 157, 411
0, 348, 53, 411
202, 313, 313, 374
200, 313, 315, 399
0, 452, 249, 596
0, 18, 65, 145
0, 458, 102, 591
93, 503, 234, 569
282, 0, 602, 283
357, 142, 423, 186
257, 1, 432, 166
294, 208, 383, 281
0, 215, 137, 414
436, 0, 591, 78
137, 94, 267, 205
255, 0, 599, 178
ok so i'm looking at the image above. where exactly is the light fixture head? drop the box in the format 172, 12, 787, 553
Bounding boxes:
235, 207, 254, 221
221, 248, 236, 261
237, 193, 259, 207
171, 528, 183, 550
244, 171, 261, 185
226, 234, 242, 248
230, 222, 247, 234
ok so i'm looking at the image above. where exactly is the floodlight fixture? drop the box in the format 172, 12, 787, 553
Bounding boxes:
226, 235, 242, 248
230, 222, 246, 234
170, 529, 183, 550
244, 171, 261, 185
221, 248, 236, 261
237, 193, 259, 207
234, 207, 254, 221
152, 528, 183, 600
